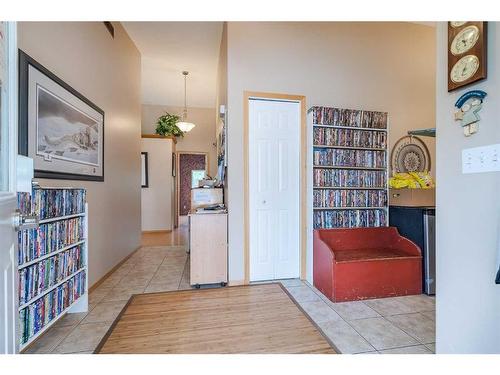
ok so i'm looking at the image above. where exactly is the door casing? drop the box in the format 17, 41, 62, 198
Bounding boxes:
0, 21, 18, 354
243, 91, 306, 284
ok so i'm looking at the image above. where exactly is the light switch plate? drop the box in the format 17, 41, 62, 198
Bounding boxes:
462, 144, 500, 174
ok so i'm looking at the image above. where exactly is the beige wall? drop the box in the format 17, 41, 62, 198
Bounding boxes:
226, 22, 436, 282
141, 138, 174, 231
18, 22, 142, 286
142, 105, 217, 177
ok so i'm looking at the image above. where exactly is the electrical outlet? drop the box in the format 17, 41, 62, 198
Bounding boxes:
462, 144, 500, 174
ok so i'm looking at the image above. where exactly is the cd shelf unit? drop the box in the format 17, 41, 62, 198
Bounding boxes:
311, 106, 389, 229
16, 186, 88, 351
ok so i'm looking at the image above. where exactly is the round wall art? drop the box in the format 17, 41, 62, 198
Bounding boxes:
391, 135, 431, 174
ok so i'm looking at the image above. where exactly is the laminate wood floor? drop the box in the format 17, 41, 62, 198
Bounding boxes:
95, 283, 336, 354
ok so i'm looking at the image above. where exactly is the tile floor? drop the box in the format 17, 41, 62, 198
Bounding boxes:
24, 245, 435, 354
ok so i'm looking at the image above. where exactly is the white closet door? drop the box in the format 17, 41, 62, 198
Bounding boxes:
249, 98, 300, 281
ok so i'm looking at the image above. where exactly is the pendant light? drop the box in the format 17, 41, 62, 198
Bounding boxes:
177, 71, 196, 133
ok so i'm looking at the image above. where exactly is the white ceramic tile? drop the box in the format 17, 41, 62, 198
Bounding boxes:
349, 317, 418, 350
52, 312, 88, 328
24, 325, 75, 354
81, 300, 127, 324
103, 284, 146, 302
278, 279, 304, 287
420, 310, 435, 321
363, 297, 416, 316
145, 281, 180, 293
317, 320, 374, 354
52, 322, 110, 353
425, 343, 436, 353
385, 313, 435, 344
330, 301, 381, 321
393, 295, 436, 313
379, 344, 433, 354
285, 285, 322, 303
299, 301, 343, 323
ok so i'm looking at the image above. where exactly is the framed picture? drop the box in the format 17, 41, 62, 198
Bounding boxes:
141, 152, 149, 188
172, 152, 176, 177
18, 50, 105, 181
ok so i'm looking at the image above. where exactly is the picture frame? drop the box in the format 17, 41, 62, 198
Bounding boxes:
172, 152, 176, 177
18, 50, 105, 181
141, 152, 149, 188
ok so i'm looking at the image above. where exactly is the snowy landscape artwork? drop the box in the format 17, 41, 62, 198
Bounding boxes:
37, 86, 99, 166
21, 52, 104, 180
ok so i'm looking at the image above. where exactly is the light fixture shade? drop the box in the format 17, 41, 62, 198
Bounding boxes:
177, 121, 196, 133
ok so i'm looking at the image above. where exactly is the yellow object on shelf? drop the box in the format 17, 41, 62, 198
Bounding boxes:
389, 171, 435, 189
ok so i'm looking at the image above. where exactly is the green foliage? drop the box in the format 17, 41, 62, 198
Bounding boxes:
155, 112, 184, 137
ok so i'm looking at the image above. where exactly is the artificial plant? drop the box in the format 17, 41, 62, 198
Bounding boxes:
155, 112, 184, 137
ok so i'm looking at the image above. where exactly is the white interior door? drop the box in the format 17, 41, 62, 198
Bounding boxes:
249, 98, 300, 281
0, 22, 18, 354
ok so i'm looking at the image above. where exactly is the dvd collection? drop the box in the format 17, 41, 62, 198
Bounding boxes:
311, 106, 387, 129
313, 168, 386, 188
313, 127, 387, 149
313, 189, 387, 208
19, 271, 86, 345
16, 187, 87, 346
18, 217, 85, 265
32, 188, 86, 220
313, 209, 387, 229
17, 192, 32, 215
19, 245, 85, 305
313, 149, 386, 168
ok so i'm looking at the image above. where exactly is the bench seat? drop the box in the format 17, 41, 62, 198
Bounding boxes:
313, 227, 422, 302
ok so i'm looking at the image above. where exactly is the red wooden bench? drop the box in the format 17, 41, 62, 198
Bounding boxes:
313, 227, 422, 302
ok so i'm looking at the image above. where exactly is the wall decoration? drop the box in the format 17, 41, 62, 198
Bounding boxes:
391, 135, 431, 174
18, 51, 104, 181
172, 152, 176, 177
217, 105, 227, 167
448, 22, 487, 92
216, 105, 227, 185
141, 152, 148, 188
454, 90, 487, 136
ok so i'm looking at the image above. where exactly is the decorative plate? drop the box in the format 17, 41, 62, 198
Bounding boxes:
391, 136, 431, 174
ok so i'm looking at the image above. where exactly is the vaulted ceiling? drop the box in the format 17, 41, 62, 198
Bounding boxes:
123, 22, 223, 108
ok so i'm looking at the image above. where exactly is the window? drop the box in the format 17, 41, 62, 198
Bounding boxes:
191, 170, 206, 188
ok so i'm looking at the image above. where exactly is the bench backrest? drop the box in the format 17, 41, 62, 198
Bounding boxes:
315, 227, 420, 255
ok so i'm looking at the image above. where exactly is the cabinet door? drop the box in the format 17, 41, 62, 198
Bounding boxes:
190, 214, 227, 284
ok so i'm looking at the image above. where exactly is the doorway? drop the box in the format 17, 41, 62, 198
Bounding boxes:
245, 93, 306, 282
177, 152, 208, 217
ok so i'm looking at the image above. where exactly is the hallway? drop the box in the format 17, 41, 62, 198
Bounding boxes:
23, 218, 435, 354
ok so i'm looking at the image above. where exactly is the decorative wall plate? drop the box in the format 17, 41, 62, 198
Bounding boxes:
391, 136, 431, 174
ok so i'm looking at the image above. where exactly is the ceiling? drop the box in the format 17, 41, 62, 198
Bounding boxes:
123, 22, 223, 108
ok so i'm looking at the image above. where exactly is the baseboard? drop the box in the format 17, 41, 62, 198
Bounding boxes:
141, 230, 172, 234
89, 245, 141, 293
228, 279, 246, 286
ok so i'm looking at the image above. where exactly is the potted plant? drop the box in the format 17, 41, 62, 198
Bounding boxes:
155, 112, 184, 137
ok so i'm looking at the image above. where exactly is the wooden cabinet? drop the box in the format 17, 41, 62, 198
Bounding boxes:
389, 188, 435, 207
189, 213, 228, 286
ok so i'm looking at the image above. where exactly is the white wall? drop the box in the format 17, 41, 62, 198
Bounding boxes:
19, 22, 142, 286
141, 138, 174, 231
226, 22, 436, 283
436, 22, 500, 353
